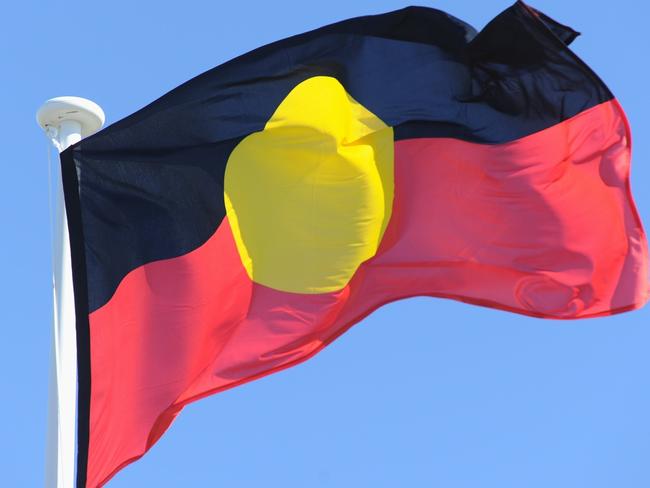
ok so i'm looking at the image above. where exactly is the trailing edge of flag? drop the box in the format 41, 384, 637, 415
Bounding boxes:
61, 2, 649, 486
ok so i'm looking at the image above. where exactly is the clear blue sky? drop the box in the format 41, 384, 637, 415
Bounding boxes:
2, 0, 649, 486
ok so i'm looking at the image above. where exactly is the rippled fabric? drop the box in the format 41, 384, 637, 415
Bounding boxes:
61, 3, 648, 486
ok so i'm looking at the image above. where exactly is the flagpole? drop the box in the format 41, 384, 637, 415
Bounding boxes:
37, 98, 105, 488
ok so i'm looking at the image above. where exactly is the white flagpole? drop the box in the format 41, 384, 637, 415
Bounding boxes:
37, 98, 105, 488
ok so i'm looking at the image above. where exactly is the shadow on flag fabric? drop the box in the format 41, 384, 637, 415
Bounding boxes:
60, 2, 648, 486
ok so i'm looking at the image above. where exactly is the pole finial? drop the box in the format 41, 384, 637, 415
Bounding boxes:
37, 96, 105, 138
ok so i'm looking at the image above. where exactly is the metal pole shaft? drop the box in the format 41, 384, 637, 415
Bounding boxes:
45, 120, 82, 488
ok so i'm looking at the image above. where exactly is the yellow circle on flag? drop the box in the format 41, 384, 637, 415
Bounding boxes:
224, 76, 394, 293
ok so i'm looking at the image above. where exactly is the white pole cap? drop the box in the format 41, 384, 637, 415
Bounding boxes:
37, 96, 105, 137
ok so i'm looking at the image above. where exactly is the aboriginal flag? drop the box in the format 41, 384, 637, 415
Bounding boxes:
62, 2, 648, 486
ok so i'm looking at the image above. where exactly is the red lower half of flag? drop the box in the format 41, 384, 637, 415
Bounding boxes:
85, 100, 647, 486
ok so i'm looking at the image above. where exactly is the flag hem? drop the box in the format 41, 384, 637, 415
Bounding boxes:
60, 148, 92, 488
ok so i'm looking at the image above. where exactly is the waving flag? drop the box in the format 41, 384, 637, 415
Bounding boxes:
61, 2, 648, 486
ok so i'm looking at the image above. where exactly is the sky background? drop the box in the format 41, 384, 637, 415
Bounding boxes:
2, 0, 649, 486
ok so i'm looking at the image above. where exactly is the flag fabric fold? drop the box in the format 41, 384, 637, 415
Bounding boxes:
61, 2, 648, 486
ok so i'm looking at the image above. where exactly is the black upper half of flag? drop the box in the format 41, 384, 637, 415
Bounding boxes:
63, 1, 614, 312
